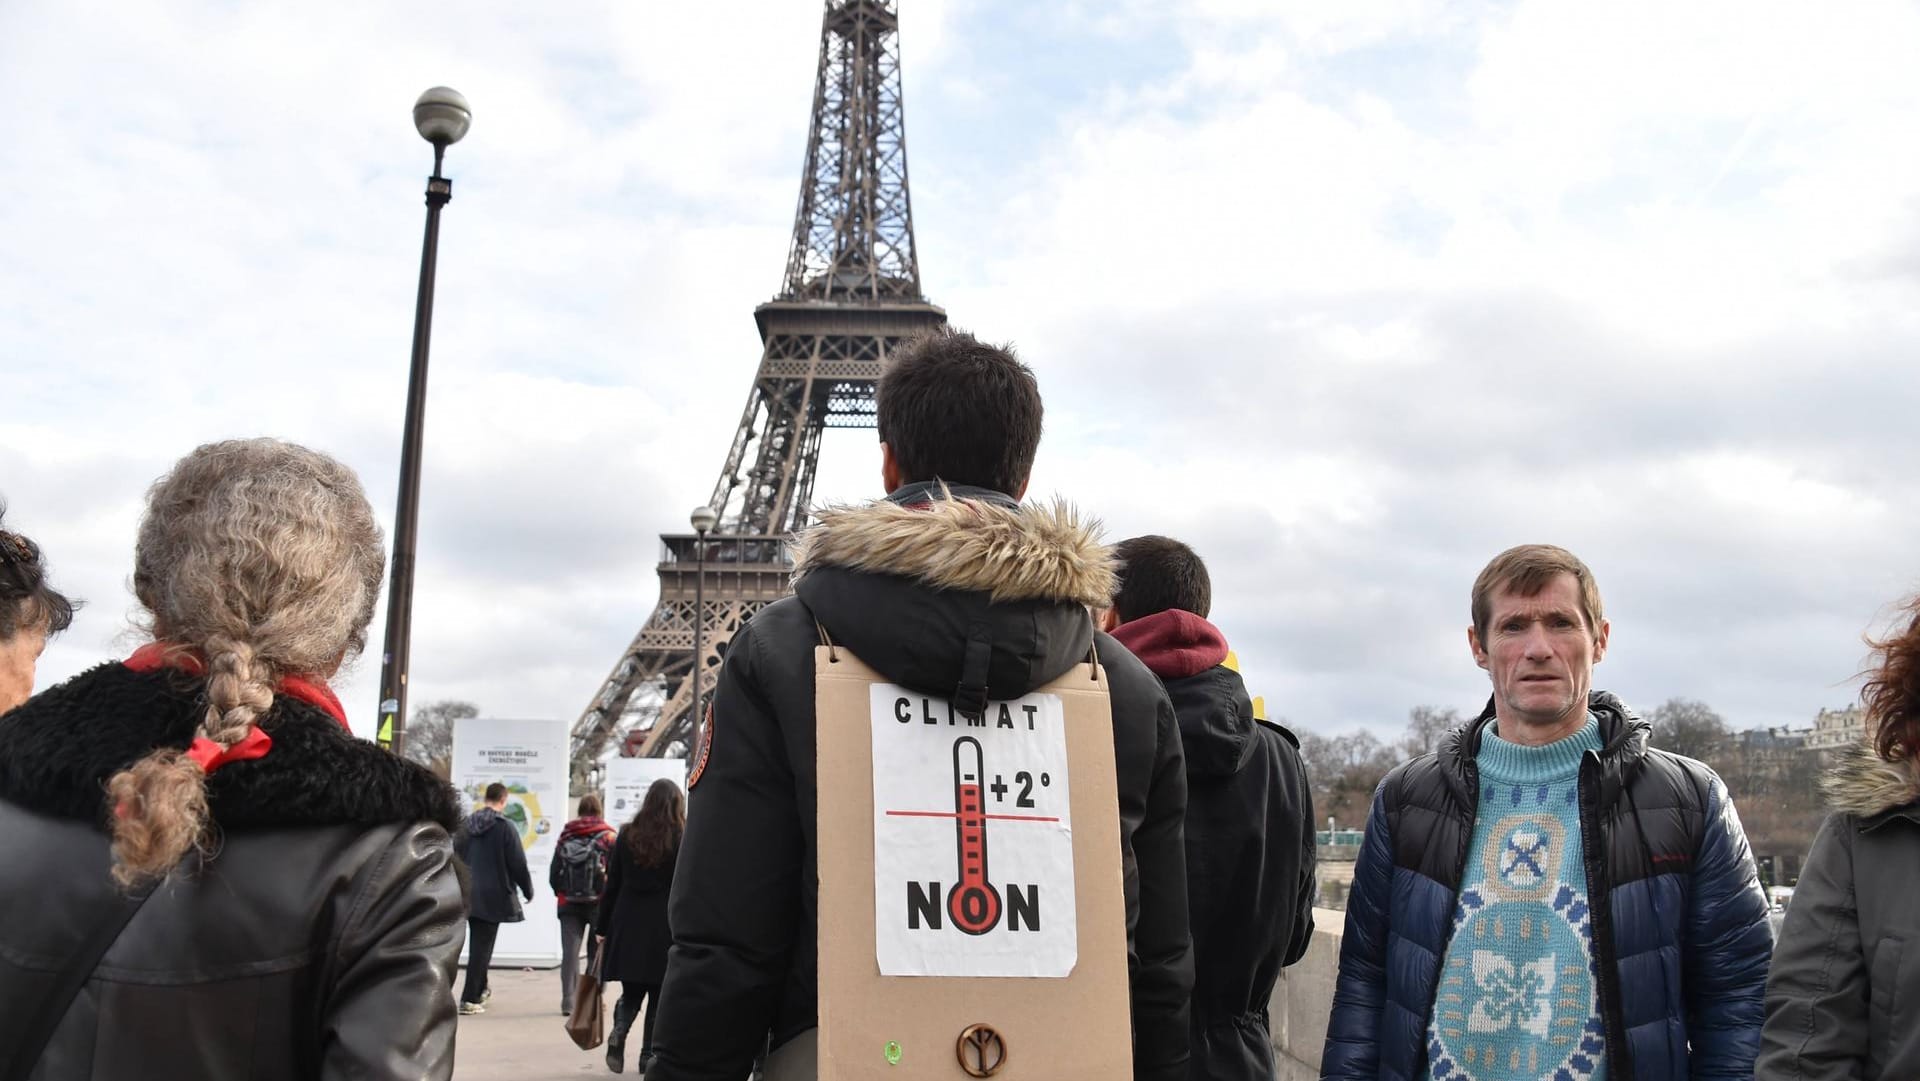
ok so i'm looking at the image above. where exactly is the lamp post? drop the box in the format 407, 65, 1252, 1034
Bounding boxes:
689, 505, 718, 750
376, 87, 471, 755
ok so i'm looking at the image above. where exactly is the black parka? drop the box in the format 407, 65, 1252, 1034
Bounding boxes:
646, 485, 1195, 1081
1164, 663, 1316, 1081
0, 662, 467, 1080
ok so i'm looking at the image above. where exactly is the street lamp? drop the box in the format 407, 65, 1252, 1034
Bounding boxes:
376, 87, 471, 755
689, 505, 718, 750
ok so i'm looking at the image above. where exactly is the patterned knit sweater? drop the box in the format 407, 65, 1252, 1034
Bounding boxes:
1424, 717, 1608, 1081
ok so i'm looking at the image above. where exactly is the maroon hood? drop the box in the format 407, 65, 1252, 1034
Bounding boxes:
561, 815, 614, 840
1111, 609, 1229, 680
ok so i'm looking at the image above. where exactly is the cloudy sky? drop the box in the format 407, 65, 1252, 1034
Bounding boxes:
6, 0, 1919, 748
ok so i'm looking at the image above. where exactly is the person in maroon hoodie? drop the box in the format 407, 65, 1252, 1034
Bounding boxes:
550, 794, 617, 1015
1100, 535, 1317, 1081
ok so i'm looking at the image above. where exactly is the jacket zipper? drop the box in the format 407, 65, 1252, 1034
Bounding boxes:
1578, 752, 1632, 1080
1417, 757, 1480, 1050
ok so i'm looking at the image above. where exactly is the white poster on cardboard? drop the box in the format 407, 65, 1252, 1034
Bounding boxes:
605, 756, 687, 825
451, 716, 569, 967
868, 684, 1077, 978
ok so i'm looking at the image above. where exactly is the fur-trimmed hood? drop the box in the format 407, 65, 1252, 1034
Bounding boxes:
0, 661, 461, 833
1823, 741, 1920, 821
792, 493, 1115, 606
790, 489, 1114, 706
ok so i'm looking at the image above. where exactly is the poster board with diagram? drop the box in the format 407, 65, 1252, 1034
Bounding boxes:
451, 716, 569, 966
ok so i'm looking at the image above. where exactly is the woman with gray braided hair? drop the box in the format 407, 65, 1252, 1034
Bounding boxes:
0, 503, 76, 713
0, 439, 468, 1080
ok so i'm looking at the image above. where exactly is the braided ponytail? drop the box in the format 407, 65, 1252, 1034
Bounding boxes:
203, 634, 279, 737
108, 439, 385, 888
106, 635, 281, 885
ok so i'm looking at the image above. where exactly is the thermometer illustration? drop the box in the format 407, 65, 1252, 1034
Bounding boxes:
946, 737, 1002, 935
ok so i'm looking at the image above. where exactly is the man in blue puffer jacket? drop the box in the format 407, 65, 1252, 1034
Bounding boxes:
1322, 545, 1772, 1081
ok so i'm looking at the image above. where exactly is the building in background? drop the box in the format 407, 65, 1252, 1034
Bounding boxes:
1805, 705, 1867, 753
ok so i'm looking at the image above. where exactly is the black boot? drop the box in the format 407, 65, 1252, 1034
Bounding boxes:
605, 1037, 624, 1074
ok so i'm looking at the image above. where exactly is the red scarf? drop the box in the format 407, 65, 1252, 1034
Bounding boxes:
123, 643, 349, 774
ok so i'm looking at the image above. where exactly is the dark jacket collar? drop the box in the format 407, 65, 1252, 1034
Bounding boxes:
884, 481, 1020, 510
0, 662, 460, 833
1442, 690, 1649, 807
1112, 611, 1252, 778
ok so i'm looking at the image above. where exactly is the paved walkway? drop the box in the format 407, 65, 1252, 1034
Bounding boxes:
453, 966, 637, 1080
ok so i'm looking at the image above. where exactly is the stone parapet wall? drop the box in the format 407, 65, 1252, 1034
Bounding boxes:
1269, 906, 1344, 1080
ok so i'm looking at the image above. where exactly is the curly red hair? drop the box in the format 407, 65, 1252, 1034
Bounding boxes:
1862, 594, 1920, 764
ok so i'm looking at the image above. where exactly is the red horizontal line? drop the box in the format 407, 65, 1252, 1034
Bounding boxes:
885, 810, 1061, 823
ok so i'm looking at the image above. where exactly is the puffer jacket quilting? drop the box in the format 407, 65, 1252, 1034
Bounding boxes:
1322, 693, 1772, 1081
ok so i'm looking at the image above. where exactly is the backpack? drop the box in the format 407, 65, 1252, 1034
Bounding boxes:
555, 832, 607, 902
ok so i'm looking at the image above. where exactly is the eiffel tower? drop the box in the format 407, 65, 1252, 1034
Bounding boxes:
570, 0, 946, 776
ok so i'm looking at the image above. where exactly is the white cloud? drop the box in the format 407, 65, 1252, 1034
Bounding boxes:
7, 0, 1920, 756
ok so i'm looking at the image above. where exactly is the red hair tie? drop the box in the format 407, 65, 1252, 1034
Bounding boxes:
123, 642, 351, 732
185, 726, 273, 774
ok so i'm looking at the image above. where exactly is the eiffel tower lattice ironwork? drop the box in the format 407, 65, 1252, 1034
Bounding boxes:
570, 0, 946, 776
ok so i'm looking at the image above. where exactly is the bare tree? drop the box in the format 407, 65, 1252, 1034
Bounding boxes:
1645, 698, 1730, 761
1298, 727, 1401, 829
1401, 705, 1463, 758
405, 699, 478, 779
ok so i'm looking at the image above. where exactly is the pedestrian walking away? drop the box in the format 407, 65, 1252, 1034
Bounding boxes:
457, 781, 535, 1015
1322, 543, 1773, 1081
599, 778, 682, 1075
1759, 589, 1920, 1080
0, 438, 467, 1079
646, 329, 1194, 1081
0, 502, 77, 714
1100, 535, 1316, 1081
552, 793, 618, 1016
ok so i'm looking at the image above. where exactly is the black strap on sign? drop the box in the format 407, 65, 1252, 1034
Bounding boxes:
952, 620, 994, 721
4, 889, 154, 1081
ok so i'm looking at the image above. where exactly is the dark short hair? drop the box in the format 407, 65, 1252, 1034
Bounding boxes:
1110, 535, 1212, 623
876, 328, 1043, 497
576, 794, 602, 818
1470, 544, 1603, 640
0, 502, 77, 641
484, 782, 509, 803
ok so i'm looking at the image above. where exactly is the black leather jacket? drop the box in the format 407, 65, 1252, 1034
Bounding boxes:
0, 662, 467, 1080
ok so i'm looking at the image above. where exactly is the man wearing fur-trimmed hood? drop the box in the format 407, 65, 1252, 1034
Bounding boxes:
645, 329, 1195, 1081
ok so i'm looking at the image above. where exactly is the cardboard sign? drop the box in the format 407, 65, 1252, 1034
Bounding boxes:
816, 647, 1133, 1080
869, 684, 1077, 978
